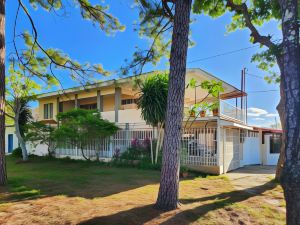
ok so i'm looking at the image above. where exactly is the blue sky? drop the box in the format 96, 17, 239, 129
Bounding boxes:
6, 0, 281, 127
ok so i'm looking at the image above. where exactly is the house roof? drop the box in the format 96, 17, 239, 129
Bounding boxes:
37, 68, 246, 100
253, 127, 283, 133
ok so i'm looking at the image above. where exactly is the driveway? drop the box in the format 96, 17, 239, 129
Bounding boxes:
226, 166, 276, 192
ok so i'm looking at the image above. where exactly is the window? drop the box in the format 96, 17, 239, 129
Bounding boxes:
80, 103, 97, 110
270, 135, 281, 154
59, 102, 64, 113
44, 103, 53, 119
121, 99, 137, 105
240, 130, 245, 143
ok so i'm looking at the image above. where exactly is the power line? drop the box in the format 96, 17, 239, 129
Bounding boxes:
187, 44, 260, 64
245, 72, 265, 79
247, 89, 279, 93
187, 38, 282, 64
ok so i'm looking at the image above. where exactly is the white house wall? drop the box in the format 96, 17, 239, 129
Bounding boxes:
27, 142, 49, 156
263, 134, 280, 165
5, 127, 18, 154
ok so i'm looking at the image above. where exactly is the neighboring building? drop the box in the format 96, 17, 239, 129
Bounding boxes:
27, 68, 281, 174
253, 127, 282, 166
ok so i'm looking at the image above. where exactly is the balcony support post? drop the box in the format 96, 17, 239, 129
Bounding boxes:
56, 97, 60, 127
97, 90, 103, 112
114, 87, 121, 122
216, 118, 221, 168
75, 94, 79, 109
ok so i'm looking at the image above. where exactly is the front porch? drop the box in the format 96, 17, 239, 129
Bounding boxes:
44, 120, 247, 175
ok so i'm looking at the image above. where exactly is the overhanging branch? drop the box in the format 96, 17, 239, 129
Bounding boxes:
226, 0, 278, 49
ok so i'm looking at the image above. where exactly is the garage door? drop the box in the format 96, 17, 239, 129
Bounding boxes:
242, 136, 260, 165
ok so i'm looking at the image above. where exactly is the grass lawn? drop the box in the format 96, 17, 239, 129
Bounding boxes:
0, 156, 285, 225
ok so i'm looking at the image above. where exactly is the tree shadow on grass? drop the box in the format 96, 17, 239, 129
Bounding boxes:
1, 157, 161, 203
77, 180, 277, 225
0, 172, 160, 204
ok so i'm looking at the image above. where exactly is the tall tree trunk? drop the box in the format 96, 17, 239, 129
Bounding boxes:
0, 0, 6, 186
279, 0, 300, 224
155, 0, 192, 210
14, 112, 28, 161
275, 79, 285, 179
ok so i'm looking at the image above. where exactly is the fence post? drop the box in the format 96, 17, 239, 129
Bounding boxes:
125, 124, 130, 149
216, 119, 221, 167
109, 136, 113, 158
75, 145, 79, 158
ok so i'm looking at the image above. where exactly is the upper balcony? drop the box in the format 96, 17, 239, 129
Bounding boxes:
219, 100, 246, 123
184, 99, 246, 124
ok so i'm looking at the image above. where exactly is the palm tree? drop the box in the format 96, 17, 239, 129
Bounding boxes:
19, 98, 33, 138
136, 74, 168, 163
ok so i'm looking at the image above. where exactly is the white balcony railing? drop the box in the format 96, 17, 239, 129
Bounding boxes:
219, 100, 246, 123
184, 100, 246, 124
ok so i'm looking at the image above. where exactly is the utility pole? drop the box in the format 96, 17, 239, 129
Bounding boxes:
241, 67, 247, 123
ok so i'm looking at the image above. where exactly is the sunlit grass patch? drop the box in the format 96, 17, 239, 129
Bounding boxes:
0, 156, 285, 225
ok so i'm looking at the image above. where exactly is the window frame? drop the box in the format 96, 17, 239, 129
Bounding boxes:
269, 135, 281, 154
44, 103, 53, 119
121, 99, 137, 105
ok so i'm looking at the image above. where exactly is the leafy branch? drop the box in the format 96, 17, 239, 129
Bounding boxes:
121, 0, 175, 76
12, 0, 124, 90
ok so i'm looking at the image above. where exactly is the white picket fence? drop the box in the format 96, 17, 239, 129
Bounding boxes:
55, 127, 218, 166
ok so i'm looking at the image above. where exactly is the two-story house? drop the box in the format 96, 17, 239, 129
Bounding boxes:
24, 68, 281, 174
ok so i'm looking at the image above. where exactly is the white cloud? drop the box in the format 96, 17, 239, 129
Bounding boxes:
253, 118, 265, 121
247, 107, 281, 128
265, 113, 279, 117
247, 107, 268, 117
247, 108, 279, 118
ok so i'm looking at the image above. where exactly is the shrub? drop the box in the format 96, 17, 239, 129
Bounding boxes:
180, 166, 189, 173
119, 137, 152, 161
113, 148, 121, 159
112, 144, 163, 171
11, 147, 22, 158
120, 147, 144, 160
130, 138, 151, 154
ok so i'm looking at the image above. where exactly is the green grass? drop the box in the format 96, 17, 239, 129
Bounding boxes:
0, 156, 285, 225
2, 156, 160, 202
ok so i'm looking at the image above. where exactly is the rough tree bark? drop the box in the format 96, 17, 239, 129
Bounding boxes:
155, 0, 192, 210
278, 0, 300, 224
275, 79, 285, 179
0, 0, 6, 186
225, 0, 287, 182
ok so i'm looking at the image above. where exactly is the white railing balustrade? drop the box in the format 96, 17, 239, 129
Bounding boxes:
184, 100, 246, 123
181, 128, 218, 166
219, 100, 246, 123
